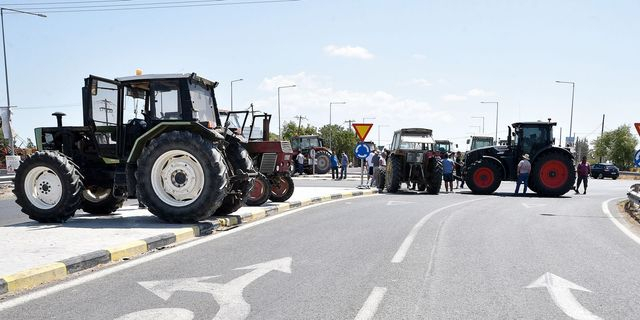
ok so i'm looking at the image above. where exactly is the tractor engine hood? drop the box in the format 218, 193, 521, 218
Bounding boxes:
464, 145, 509, 164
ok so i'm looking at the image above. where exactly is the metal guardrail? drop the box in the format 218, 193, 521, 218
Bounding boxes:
627, 183, 640, 206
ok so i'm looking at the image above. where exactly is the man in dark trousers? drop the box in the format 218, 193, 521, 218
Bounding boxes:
575, 156, 591, 194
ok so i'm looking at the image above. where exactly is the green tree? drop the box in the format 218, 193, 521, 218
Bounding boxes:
592, 125, 638, 169
281, 120, 317, 141
318, 124, 358, 159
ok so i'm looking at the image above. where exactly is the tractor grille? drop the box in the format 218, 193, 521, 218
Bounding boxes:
281, 141, 293, 153
259, 153, 278, 174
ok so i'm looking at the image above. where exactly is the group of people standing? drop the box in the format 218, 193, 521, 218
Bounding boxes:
365, 149, 388, 187
330, 151, 349, 180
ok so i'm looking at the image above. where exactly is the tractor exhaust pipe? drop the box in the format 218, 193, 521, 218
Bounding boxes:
52, 112, 66, 127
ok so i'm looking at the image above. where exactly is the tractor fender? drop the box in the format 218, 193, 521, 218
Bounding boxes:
531, 146, 575, 163
127, 122, 225, 164
481, 155, 507, 178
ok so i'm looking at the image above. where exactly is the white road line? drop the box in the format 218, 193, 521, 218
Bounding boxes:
354, 287, 387, 320
391, 198, 486, 263
602, 197, 640, 246
0, 195, 378, 312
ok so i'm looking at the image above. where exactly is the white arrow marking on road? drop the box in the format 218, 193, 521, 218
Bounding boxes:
521, 203, 547, 209
137, 257, 292, 320
526, 272, 602, 320
386, 200, 415, 206
114, 308, 194, 320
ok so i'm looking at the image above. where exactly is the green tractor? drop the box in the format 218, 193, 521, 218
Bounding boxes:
463, 121, 575, 196
13, 73, 256, 223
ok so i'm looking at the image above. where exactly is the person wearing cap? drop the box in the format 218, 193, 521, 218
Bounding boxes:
370, 150, 381, 187
515, 154, 531, 195
575, 156, 591, 194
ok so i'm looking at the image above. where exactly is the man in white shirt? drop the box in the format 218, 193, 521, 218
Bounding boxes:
515, 154, 531, 195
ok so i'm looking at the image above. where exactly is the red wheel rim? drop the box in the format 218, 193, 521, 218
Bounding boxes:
538, 160, 568, 189
473, 167, 494, 189
271, 177, 290, 196
249, 178, 266, 199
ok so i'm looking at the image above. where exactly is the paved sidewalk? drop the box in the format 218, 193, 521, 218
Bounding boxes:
0, 186, 378, 296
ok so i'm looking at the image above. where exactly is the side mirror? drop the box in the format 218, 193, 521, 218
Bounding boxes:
466, 139, 470, 144
455, 144, 459, 148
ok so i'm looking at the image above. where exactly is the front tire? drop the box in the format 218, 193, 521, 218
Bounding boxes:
215, 142, 254, 215
385, 155, 402, 193
269, 174, 295, 202
246, 173, 271, 206
314, 150, 331, 174
426, 159, 443, 195
14, 151, 83, 223
465, 159, 502, 195
136, 131, 228, 223
531, 151, 575, 197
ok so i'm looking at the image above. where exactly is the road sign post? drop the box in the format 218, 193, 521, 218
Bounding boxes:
353, 123, 374, 189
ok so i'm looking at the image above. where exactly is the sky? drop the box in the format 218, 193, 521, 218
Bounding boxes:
2, 0, 639, 150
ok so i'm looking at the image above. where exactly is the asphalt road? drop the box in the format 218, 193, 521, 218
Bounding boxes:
1, 178, 639, 319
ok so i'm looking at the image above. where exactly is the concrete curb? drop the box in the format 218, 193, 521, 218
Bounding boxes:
0, 189, 378, 296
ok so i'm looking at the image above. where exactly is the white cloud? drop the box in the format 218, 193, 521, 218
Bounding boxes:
468, 88, 496, 97
400, 78, 432, 87
324, 45, 374, 60
441, 94, 467, 102
411, 53, 427, 60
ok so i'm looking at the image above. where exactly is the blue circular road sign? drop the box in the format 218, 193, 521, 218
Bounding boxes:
354, 142, 371, 160
635, 150, 640, 167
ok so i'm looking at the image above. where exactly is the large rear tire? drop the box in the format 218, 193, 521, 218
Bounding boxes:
14, 151, 83, 223
136, 131, 228, 223
314, 150, 331, 174
246, 173, 271, 206
426, 159, 443, 195
531, 151, 575, 197
215, 142, 254, 215
269, 174, 295, 202
377, 169, 386, 191
385, 155, 402, 193
465, 159, 502, 194
81, 188, 125, 215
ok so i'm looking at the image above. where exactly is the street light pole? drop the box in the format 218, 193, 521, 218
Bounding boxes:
230, 78, 243, 111
329, 101, 346, 150
555, 80, 575, 141
480, 101, 499, 143
1, 7, 46, 155
378, 124, 389, 147
471, 116, 485, 133
277, 84, 296, 140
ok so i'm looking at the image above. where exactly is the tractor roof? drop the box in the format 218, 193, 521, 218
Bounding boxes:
293, 135, 321, 138
512, 121, 557, 127
115, 73, 218, 88
396, 128, 433, 135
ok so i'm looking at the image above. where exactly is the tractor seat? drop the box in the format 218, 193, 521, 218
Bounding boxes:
125, 118, 148, 148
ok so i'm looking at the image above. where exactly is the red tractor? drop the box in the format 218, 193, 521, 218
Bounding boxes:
220, 110, 295, 206
290, 135, 332, 174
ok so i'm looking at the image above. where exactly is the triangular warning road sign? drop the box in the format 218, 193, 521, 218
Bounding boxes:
352, 123, 373, 141
635, 123, 640, 137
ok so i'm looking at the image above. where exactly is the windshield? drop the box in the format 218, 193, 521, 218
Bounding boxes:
189, 83, 216, 123
400, 135, 434, 150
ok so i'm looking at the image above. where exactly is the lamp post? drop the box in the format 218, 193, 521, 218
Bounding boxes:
480, 101, 499, 143
277, 85, 296, 140
471, 116, 485, 133
328, 101, 346, 150
555, 80, 575, 141
230, 78, 243, 111
1, 7, 46, 155
378, 124, 389, 147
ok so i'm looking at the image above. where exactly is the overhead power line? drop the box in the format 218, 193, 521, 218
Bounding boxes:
2, 0, 300, 13
0, 0, 131, 6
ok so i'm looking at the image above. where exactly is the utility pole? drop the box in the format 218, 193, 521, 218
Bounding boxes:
98, 99, 114, 125
293, 115, 307, 135
344, 119, 356, 130
600, 114, 605, 163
